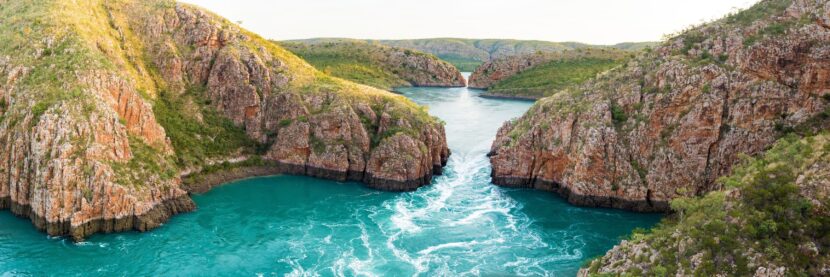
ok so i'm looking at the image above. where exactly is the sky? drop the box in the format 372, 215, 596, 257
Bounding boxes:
178, 0, 760, 45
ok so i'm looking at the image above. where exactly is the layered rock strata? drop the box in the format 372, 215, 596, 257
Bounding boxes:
468, 52, 561, 89
0, 0, 448, 240
489, 0, 830, 212
283, 41, 466, 88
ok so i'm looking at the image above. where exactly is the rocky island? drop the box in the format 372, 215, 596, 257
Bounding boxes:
0, 0, 448, 240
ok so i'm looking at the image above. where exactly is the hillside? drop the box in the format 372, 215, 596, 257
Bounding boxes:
280, 41, 465, 90
0, 0, 449, 240
488, 1, 830, 274
489, 0, 830, 212
378, 38, 576, 71
288, 38, 657, 72
582, 132, 830, 275
469, 48, 630, 99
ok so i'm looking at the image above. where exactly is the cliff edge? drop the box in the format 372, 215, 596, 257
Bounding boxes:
489, 0, 830, 212
0, 0, 449, 240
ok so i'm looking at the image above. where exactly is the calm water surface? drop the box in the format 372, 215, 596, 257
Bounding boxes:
0, 75, 661, 276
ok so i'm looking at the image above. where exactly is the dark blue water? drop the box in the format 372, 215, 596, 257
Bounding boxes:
0, 78, 661, 276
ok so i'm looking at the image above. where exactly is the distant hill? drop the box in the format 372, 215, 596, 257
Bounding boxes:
279, 41, 465, 90
469, 48, 631, 99
286, 38, 657, 72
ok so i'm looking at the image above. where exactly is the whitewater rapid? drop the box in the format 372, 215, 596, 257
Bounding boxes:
0, 76, 660, 276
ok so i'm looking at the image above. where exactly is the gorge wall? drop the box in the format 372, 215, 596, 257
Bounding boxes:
581, 132, 830, 276
489, 0, 830, 212
0, 0, 448, 240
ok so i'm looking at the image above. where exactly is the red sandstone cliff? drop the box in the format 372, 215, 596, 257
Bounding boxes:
489, 0, 830, 211
0, 0, 448, 240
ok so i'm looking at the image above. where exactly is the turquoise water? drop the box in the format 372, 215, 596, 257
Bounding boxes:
0, 81, 661, 276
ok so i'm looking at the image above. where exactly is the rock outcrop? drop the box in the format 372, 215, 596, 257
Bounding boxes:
468, 52, 559, 89
489, 0, 830, 212
282, 41, 466, 89
468, 49, 628, 100
0, 0, 448, 240
580, 133, 830, 276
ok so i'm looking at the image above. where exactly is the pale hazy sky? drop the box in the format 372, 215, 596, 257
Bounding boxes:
179, 0, 759, 45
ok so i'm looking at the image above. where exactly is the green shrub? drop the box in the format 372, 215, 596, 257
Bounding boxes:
610, 103, 628, 126
630, 159, 647, 181
744, 20, 796, 47
593, 134, 830, 275
30, 101, 51, 126
153, 87, 258, 168
309, 135, 326, 154
726, 0, 792, 26
489, 57, 625, 98
681, 32, 706, 55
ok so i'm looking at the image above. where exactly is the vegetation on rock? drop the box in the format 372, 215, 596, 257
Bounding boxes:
0, 0, 449, 240
288, 38, 656, 72
470, 48, 630, 99
280, 41, 465, 90
582, 133, 830, 276
489, 0, 829, 213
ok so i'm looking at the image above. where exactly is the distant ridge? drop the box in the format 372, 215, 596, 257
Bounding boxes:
286, 38, 657, 71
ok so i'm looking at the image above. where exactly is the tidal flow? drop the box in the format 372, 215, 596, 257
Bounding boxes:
0, 76, 661, 276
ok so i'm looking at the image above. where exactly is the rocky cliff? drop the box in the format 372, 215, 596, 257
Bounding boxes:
0, 0, 449, 240
581, 133, 830, 276
469, 52, 560, 89
489, 0, 830, 212
468, 49, 628, 99
281, 41, 466, 90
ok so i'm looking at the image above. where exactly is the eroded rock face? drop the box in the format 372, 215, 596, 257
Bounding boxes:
282, 41, 466, 88
377, 45, 466, 87
135, 5, 450, 190
489, 0, 830, 211
580, 134, 830, 276
468, 52, 557, 89
0, 0, 448, 240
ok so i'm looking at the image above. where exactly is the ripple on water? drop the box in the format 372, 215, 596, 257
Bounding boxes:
0, 84, 661, 276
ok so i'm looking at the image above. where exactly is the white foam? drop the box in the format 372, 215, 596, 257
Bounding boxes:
417, 238, 505, 255
371, 134, 589, 275
451, 200, 512, 226
390, 201, 421, 233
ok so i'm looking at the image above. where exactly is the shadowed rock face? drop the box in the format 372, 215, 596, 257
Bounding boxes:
0, 0, 448, 240
489, 0, 830, 212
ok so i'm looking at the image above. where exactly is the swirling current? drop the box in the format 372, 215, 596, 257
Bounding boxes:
0, 76, 661, 276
